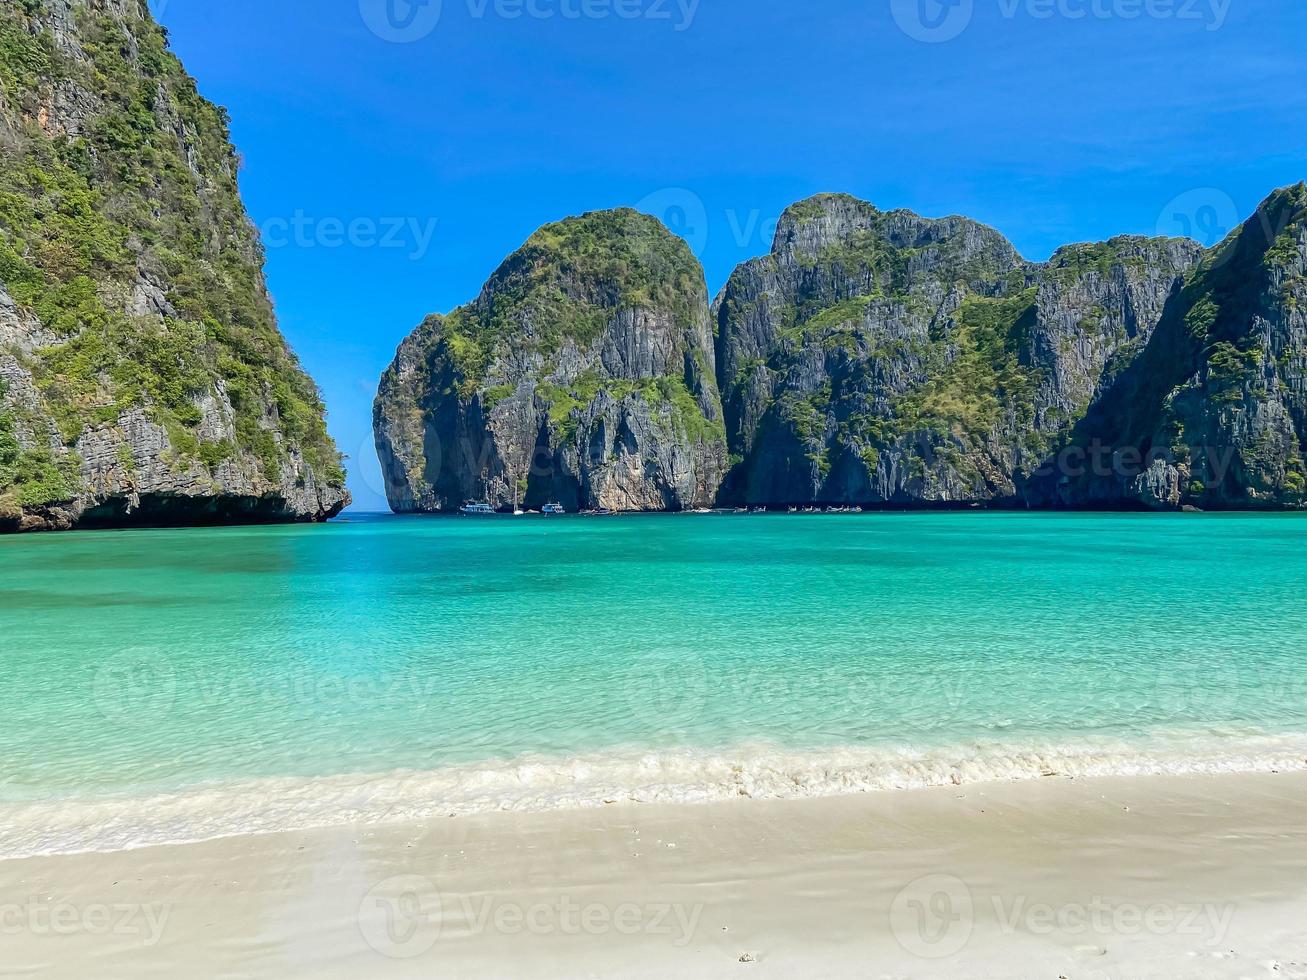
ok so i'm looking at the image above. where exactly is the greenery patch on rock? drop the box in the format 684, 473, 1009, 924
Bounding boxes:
0, 1, 347, 528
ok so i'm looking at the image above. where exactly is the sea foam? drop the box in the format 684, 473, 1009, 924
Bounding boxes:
4, 732, 1307, 859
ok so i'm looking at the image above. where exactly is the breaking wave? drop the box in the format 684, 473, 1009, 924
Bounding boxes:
6, 731, 1307, 859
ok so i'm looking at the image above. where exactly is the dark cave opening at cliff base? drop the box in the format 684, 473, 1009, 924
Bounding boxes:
524, 420, 582, 512
73, 494, 330, 530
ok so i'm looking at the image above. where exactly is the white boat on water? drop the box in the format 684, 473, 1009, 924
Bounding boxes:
542, 503, 566, 515
459, 501, 494, 515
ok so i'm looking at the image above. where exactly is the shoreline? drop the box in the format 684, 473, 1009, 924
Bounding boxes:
365, 507, 1307, 518
4, 770, 1307, 978
7, 507, 1307, 538
8, 733, 1307, 861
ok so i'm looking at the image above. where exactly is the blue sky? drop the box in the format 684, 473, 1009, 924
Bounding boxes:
152, 0, 1307, 511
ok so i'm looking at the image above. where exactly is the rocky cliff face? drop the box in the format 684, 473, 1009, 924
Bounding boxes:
0, 0, 348, 532
378, 187, 1307, 514
714, 193, 1208, 507
374, 209, 726, 512
1025, 184, 1307, 510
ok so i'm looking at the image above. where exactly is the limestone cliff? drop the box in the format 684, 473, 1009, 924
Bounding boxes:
378, 188, 1307, 514
713, 193, 1205, 507
374, 209, 726, 512
1025, 184, 1307, 510
0, 0, 348, 531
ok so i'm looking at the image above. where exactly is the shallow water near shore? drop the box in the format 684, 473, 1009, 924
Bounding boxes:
4, 511, 1307, 856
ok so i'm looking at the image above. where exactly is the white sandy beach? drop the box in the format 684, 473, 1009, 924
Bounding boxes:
4, 771, 1307, 978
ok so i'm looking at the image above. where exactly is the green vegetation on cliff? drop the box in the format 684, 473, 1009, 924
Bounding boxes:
431, 209, 706, 392
0, 379, 78, 513
535, 370, 724, 445
375, 208, 726, 513
402, 209, 720, 444
715, 192, 1230, 505
895, 289, 1041, 439
0, 1, 344, 510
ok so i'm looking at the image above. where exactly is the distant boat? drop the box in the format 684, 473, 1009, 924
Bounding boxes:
581, 507, 615, 516
787, 506, 798, 513
751, 506, 767, 514
459, 501, 494, 515
734, 507, 748, 514
542, 503, 566, 515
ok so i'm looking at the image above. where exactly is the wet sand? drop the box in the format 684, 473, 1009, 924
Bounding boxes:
4, 771, 1307, 978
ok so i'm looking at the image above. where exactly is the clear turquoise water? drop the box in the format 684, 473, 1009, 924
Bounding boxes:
4, 512, 1307, 854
